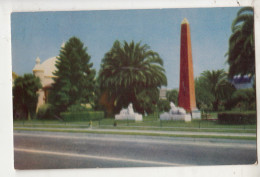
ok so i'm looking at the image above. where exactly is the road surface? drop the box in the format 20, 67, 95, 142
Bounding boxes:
14, 130, 257, 169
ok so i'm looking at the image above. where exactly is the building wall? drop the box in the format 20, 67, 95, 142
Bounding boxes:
33, 57, 57, 111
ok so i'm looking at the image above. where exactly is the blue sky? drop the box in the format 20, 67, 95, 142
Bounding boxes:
11, 7, 241, 89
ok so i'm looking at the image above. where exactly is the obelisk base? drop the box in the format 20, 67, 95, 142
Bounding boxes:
191, 109, 201, 119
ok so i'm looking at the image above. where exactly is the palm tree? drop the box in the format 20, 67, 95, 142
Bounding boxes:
227, 7, 254, 78
98, 40, 167, 114
201, 70, 235, 111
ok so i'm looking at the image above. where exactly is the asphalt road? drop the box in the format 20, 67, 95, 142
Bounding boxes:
14, 130, 257, 169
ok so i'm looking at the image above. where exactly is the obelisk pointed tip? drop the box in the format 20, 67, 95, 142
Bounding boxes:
181, 18, 189, 24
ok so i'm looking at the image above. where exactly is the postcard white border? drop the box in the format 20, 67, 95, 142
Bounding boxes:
0, 0, 259, 177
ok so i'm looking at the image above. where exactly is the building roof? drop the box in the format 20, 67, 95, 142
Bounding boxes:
230, 75, 253, 89
41, 57, 58, 77
33, 56, 58, 77
33, 57, 44, 71
231, 75, 252, 84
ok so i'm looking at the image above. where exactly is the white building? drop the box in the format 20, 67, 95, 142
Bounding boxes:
33, 56, 58, 111
230, 75, 254, 90
159, 88, 167, 100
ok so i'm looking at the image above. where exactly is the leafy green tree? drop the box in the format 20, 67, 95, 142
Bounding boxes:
136, 88, 160, 114
197, 70, 235, 111
227, 7, 254, 78
67, 104, 88, 112
195, 77, 214, 111
224, 88, 256, 111
13, 73, 42, 120
166, 89, 178, 105
37, 104, 55, 120
98, 40, 167, 114
91, 81, 104, 111
157, 99, 170, 112
49, 37, 96, 114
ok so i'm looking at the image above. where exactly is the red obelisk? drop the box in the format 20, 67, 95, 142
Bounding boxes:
178, 18, 197, 112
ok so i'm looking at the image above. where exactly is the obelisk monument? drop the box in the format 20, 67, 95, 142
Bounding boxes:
178, 18, 200, 119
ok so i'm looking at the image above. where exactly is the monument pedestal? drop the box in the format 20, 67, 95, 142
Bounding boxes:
160, 113, 191, 122
191, 109, 201, 119
160, 102, 191, 122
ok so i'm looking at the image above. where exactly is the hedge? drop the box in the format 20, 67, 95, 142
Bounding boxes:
37, 104, 55, 120
218, 111, 256, 125
61, 111, 104, 121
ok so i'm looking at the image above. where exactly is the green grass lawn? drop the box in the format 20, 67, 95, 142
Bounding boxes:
100, 118, 256, 132
14, 116, 256, 134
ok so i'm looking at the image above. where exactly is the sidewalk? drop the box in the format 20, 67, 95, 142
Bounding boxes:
14, 126, 256, 138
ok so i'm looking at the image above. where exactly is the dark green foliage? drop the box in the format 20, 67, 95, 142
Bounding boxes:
166, 89, 178, 105
224, 88, 256, 111
195, 77, 214, 111
195, 70, 235, 111
135, 88, 159, 114
49, 37, 96, 114
61, 111, 104, 121
98, 40, 167, 114
218, 111, 256, 124
37, 104, 55, 120
67, 104, 88, 112
157, 99, 171, 112
13, 73, 42, 120
91, 82, 104, 111
227, 7, 255, 78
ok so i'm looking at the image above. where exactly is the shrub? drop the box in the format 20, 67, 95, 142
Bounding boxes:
224, 88, 256, 111
67, 104, 88, 112
157, 99, 170, 112
218, 111, 256, 124
13, 107, 27, 120
61, 111, 104, 121
166, 89, 179, 105
37, 104, 55, 120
